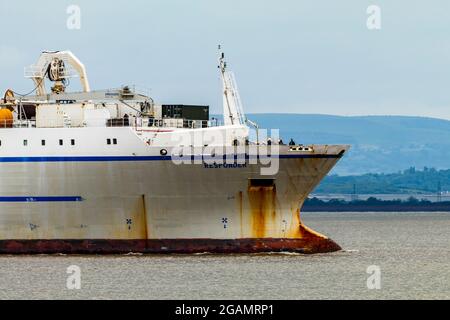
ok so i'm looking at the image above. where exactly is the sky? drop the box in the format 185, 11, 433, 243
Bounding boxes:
1, 0, 450, 120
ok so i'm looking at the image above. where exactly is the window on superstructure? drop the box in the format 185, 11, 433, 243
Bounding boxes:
41, 140, 45, 146
59, 139, 63, 146
107, 138, 111, 145
71, 139, 75, 146
23, 140, 28, 146
113, 138, 117, 145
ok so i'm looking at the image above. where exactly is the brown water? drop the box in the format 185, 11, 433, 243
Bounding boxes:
0, 212, 448, 299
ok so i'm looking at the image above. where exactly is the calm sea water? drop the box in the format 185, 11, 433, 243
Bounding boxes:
0, 212, 448, 300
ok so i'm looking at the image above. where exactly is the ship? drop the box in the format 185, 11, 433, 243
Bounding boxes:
0, 49, 349, 254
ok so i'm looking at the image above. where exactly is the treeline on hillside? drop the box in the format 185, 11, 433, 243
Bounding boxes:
315, 167, 450, 194
303, 197, 450, 212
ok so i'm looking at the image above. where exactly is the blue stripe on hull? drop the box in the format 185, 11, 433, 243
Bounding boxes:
0, 196, 83, 202
0, 154, 341, 163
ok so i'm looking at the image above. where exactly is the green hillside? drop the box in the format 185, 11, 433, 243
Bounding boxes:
315, 167, 450, 194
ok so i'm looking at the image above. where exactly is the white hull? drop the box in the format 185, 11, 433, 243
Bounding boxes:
0, 128, 348, 253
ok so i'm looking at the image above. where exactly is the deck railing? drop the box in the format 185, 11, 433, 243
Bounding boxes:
0, 119, 35, 128
0, 118, 223, 129
107, 118, 222, 128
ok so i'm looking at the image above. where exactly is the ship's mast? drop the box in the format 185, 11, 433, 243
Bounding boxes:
218, 46, 246, 126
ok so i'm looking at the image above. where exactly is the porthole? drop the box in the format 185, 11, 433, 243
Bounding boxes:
160, 149, 168, 156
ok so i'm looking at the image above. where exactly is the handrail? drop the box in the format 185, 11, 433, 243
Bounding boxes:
0, 119, 34, 128
0, 118, 224, 129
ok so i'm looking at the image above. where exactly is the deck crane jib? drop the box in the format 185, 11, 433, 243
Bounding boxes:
24, 50, 91, 96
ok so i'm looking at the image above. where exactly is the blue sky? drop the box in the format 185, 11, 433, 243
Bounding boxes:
1, 0, 450, 119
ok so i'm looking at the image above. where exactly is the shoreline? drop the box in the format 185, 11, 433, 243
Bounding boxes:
303, 197, 450, 212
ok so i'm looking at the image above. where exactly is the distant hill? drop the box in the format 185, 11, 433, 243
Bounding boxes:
243, 114, 450, 175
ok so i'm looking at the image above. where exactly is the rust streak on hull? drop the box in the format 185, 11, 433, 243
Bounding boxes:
0, 237, 341, 254
248, 184, 277, 238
